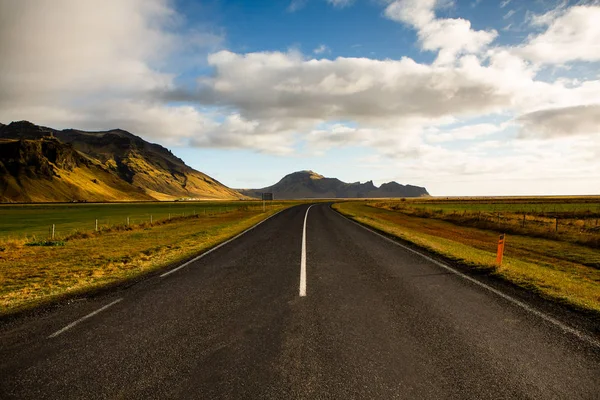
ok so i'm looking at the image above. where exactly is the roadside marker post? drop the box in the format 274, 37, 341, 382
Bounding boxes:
496, 234, 505, 266
262, 192, 274, 213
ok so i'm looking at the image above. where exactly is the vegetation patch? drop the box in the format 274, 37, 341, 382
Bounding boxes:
372, 197, 600, 249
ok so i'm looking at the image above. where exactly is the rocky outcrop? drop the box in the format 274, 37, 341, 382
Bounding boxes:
0, 121, 246, 202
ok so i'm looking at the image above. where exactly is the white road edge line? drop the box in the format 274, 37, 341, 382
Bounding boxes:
48, 298, 123, 339
300, 205, 316, 297
160, 208, 286, 278
333, 208, 600, 348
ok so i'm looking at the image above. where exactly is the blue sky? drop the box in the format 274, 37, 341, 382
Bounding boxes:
1, 0, 599, 195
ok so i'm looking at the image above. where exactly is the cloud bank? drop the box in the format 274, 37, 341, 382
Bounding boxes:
0, 0, 598, 193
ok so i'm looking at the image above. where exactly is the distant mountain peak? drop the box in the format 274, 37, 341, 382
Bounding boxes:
8, 120, 38, 128
238, 171, 429, 199
1, 120, 55, 139
292, 170, 324, 178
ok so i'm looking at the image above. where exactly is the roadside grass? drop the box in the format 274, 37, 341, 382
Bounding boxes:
333, 201, 600, 314
373, 198, 600, 249
0, 205, 294, 317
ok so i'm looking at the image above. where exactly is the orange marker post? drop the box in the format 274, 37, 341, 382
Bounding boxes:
496, 234, 505, 266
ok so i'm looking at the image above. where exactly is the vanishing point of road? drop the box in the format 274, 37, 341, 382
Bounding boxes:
1, 203, 599, 399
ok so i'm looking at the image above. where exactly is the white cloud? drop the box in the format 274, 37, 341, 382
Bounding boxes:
327, 0, 354, 8
384, 0, 498, 65
517, 104, 600, 138
190, 114, 304, 155
500, 0, 512, 8
1, 0, 599, 195
202, 50, 523, 123
287, 0, 307, 12
0, 0, 176, 104
0, 0, 219, 146
425, 123, 504, 143
194, 45, 600, 155
520, 5, 600, 64
313, 44, 330, 54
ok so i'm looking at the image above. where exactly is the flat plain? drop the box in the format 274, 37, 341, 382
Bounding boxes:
0, 201, 282, 240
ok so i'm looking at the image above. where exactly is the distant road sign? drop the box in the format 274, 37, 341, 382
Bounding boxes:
262, 193, 274, 201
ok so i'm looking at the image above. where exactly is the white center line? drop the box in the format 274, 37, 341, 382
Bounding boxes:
48, 298, 123, 339
300, 205, 316, 297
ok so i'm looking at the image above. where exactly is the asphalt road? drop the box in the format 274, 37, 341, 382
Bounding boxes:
1, 203, 599, 399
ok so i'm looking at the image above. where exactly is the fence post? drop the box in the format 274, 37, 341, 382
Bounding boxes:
127, 217, 130, 226
496, 234, 505, 267
168, 213, 171, 220
95, 219, 98, 232
51, 224, 55, 240
555, 218, 559, 232
150, 215, 153, 224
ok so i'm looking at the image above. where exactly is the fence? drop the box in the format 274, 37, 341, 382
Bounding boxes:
2, 203, 276, 242
373, 203, 600, 248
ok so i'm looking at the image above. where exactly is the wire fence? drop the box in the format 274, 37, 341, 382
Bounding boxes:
373, 202, 600, 248
1, 203, 276, 242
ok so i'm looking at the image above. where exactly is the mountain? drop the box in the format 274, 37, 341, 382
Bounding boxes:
0, 121, 245, 202
238, 170, 429, 199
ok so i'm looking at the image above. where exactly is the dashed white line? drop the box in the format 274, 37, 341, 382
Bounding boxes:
300, 205, 316, 297
334, 208, 600, 348
48, 298, 123, 339
160, 209, 286, 278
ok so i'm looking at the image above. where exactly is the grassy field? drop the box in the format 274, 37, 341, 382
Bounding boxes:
372, 197, 600, 248
0, 201, 283, 240
384, 196, 600, 218
0, 202, 297, 316
333, 200, 600, 314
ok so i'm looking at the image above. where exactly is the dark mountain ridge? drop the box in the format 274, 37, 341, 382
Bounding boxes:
238, 170, 429, 199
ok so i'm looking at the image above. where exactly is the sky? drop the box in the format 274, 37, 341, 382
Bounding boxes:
0, 0, 599, 196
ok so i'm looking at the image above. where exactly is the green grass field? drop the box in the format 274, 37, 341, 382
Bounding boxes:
0, 201, 287, 240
